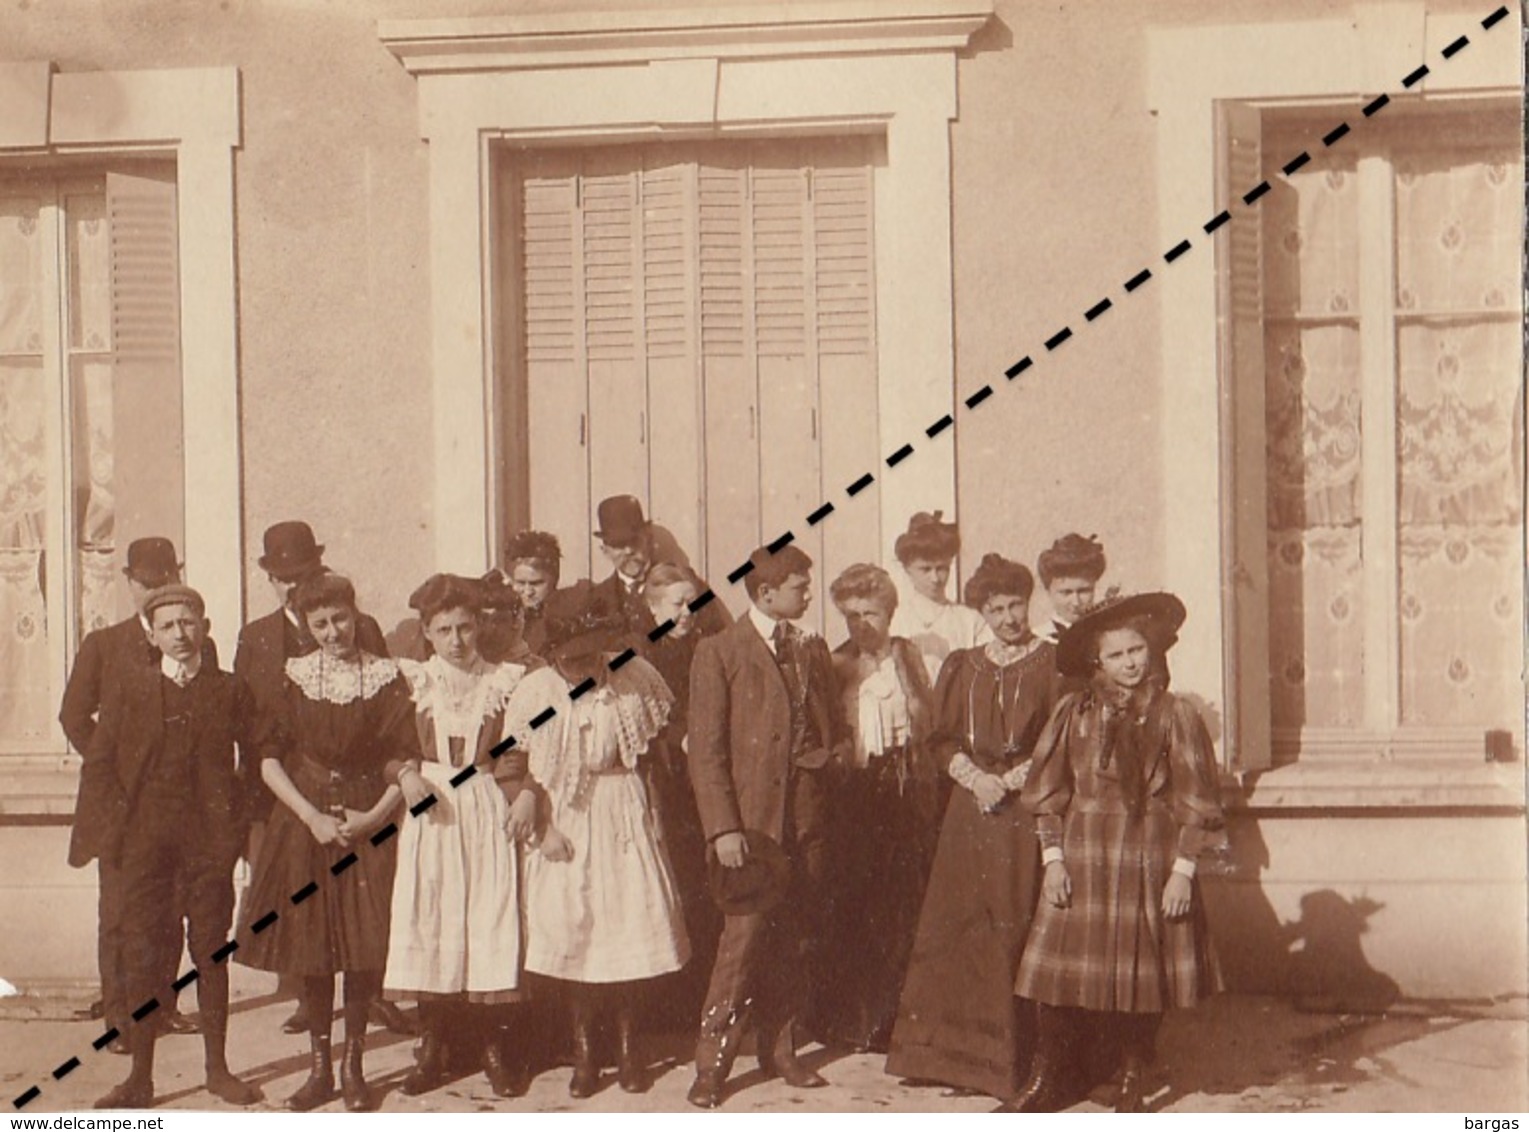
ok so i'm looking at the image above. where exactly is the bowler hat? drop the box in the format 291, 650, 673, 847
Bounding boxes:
594, 495, 649, 547
142, 583, 206, 623
259, 521, 326, 582
1055, 591, 1186, 680
123, 537, 181, 586
706, 830, 791, 916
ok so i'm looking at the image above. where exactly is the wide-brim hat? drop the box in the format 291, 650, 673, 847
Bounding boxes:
258, 520, 326, 582
122, 537, 181, 586
594, 494, 650, 547
546, 603, 630, 663
1055, 591, 1187, 680
707, 830, 791, 916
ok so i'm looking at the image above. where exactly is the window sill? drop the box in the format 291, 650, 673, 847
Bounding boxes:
0, 756, 80, 819
1228, 755, 1526, 812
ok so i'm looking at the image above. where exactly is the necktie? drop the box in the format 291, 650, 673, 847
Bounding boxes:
172, 662, 191, 687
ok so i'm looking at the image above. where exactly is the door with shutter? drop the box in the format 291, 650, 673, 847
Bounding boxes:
499, 137, 881, 627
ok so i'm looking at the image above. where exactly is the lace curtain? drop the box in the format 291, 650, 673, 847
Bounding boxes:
1262, 135, 1523, 732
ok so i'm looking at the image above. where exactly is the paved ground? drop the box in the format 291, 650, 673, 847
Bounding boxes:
3, 977, 1526, 1114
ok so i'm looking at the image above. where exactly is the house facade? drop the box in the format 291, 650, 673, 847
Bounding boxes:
0, 0, 1522, 1008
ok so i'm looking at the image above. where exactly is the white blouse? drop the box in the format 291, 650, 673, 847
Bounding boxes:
891, 587, 994, 686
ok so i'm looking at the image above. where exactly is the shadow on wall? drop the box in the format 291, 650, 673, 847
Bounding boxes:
1201, 819, 1399, 1013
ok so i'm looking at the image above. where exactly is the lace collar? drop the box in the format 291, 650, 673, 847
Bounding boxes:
398, 655, 527, 722
285, 650, 399, 705
983, 635, 1043, 669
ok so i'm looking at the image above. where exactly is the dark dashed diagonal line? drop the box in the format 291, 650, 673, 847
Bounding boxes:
569, 675, 599, 697
16, 8, 1515, 1110
171, 969, 199, 991
766, 531, 795, 553
529, 706, 557, 729
52, 1057, 80, 1081
408, 795, 437, 817
688, 590, 716, 613
1204, 210, 1231, 234
926, 414, 954, 438
249, 911, 278, 934
291, 881, 318, 905
726, 560, 754, 584
450, 764, 477, 788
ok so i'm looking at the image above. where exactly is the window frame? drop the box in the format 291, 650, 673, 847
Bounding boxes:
1147, 11, 1524, 808
0, 64, 241, 812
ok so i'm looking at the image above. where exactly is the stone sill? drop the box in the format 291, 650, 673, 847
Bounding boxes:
1227, 757, 1527, 812
0, 757, 80, 819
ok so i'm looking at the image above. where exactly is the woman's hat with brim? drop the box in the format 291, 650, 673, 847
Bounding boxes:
545, 604, 629, 663
1056, 591, 1187, 680
707, 830, 791, 916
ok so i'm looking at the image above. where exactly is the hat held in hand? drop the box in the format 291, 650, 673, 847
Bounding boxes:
707, 830, 791, 916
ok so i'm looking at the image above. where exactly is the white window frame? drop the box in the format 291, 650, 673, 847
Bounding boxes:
378, 0, 992, 575
1147, 7, 1524, 808
0, 64, 241, 811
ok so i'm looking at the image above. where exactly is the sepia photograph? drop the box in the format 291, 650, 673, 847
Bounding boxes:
0, 0, 1524, 1118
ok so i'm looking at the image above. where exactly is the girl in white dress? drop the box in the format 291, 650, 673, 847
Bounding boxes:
889, 512, 994, 686
384, 575, 539, 1098
507, 608, 690, 1098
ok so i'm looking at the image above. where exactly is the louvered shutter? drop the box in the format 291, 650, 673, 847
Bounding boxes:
1214, 101, 1274, 773
106, 168, 185, 561
520, 155, 592, 576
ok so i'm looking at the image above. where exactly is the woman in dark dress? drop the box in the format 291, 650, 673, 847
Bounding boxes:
236, 574, 420, 1112
483, 530, 589, 660
824, 563, 937, 1052
884, 554, 1058, 1101
1011, 593, 1224, 1114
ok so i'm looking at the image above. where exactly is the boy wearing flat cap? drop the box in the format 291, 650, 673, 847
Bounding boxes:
61, 537, 212, 1049
78, 586, 275, 1109
685, 544, 849, 1108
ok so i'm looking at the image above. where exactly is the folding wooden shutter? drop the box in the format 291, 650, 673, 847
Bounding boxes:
106, 168, 185, 563
1214, 101, 1274, 773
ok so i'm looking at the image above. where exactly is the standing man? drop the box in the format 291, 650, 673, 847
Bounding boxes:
685, 545, 848, 1108
62, 537, 207, 1049
82, 586, 267, 1109
232, 520, 408, 1037
589, 495, 730, 642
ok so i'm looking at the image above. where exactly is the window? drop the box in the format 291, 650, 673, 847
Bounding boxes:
0, 165, 184, 753
499, 137, 882, 622
1219, 99, 1523, 766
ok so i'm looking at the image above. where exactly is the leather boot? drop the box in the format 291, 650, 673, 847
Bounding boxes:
96, 1025, 155, 1110
202, 1012, 260, 1106
1002, 1003, 1074, 1113
400, 1028, 447, 1096
286, 1033, 334, 1112
758, 1019, 826, 1089
483, 1029, 528, 1098
568, 990, 600, 1099
339, 1037, 374, 1112
614, 990, 648, 1094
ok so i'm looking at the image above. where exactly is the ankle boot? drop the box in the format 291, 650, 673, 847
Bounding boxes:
568, 992, 599, 1099
401, 1028, 447, 1096
614, 993, 648, 1094
483, 1029, 528, 1098
1003, 1004, 1073, 1113
339, 1037, 374, 1112
286, 1033, 334, 1112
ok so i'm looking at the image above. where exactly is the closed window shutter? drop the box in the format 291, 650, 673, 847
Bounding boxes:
1215, 101, 1273, 773
106, 168, 184, 561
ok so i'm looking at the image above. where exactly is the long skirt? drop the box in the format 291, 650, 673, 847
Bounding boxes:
383, 761, 524, 1003
823, 753, 940, 1049
884, 788, 1041, 1100
523, 768, 690, 984
236, 763, 395, 976
1013, 801, 1218, 1013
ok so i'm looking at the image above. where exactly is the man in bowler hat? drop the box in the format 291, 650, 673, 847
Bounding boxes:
589, 494, 730, 642
80, 585, 271, 1109
61, 537, 210, 1048
685, 544, 849, 1108
232, 520, 407, 1036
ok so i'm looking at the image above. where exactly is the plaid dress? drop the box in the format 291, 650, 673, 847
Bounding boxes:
1013, 687, 1225, 1014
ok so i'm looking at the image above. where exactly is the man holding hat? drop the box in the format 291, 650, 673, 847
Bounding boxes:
685, 544, 849, 1108
78, 585, 272, 1109
232, 520, 403, 1037
589, 494, 729, 643
61, 537, 211, 1049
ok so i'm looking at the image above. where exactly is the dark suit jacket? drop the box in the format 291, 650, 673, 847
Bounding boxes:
233, 607, 388, 818
60, 615, 219, 754
687, 615, 846, 845
68, 661, 272, 869
588, 570, 731, 646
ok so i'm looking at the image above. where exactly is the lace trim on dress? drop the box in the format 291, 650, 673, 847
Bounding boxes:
398, 656, 527, 722
507, 660, 674, 805
285, 650, 400, 704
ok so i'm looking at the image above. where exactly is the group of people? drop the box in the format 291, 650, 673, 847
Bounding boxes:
63, 493, 1227, 1113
